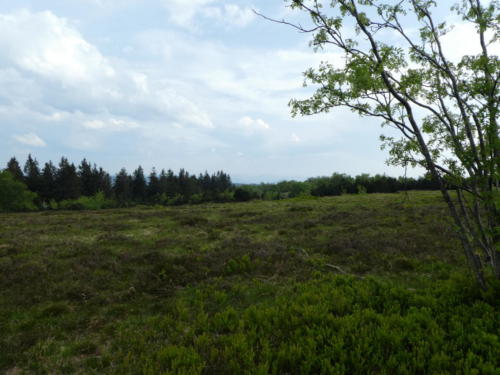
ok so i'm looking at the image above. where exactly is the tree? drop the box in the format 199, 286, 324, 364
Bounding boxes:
97, 167, 113, 198
6, 157, 24, 182
55, 157, 80, 201
147, 168, 161, 202
23, 154, 43, 197
41, 161, 58, 203
0, 171, 37, 211
132, 166, 147, 203
79, 159, 98, 197
165, 169, 179, 198
264, 0, 499, 288
114, 168, 132, 204
178, 168, 193, 201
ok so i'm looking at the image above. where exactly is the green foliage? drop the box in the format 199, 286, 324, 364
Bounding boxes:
5, 154, 235, 209
0, 171, 37, 212
234, 187, 256, 202
282, 0, 500, 284
240, 173, 438, 200
225, 254, 253, 275
57, 192, 116, 210
106, 275, 500, 374
1, 192, 499, 373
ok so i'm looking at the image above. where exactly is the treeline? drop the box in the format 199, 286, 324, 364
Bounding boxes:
235, 173, 439, 201
2, 155, 232, 210
1, 154, 440, 211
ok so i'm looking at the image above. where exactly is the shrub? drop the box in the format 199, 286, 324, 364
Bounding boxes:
0, 171, 37, 211
234, 187, 253, 202
57, 192, 115, 210
107, 275, 500, 374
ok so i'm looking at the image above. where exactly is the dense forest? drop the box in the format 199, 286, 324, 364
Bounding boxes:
0, 154, 440, 211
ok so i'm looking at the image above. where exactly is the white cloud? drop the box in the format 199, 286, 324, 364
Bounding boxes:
203, 4, 256, 28
441, 21, 500, 63
0, 10, 115, 85
82, 118, 139, 130
14, 133, 46, 147
0, 2, 437, 181
0, 9, 213, 131
162, 0, 256, 29
162, 0, 217, 28
291, 132, 301, 143
238, 116, 270, 135
131, 28, 344, 121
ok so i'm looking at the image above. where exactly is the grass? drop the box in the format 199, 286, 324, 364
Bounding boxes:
0, 191, 499, 374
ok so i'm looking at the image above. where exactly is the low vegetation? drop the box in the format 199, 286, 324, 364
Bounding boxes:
1, 191, 499, 373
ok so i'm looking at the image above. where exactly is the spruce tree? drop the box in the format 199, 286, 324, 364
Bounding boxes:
6, 157, 24, 182
97, 168, 113, 198
78, 159, 96, 197
132, 166, 147, 203
147, 168, 161, 202
165, 169, 179, 198
23, 154, 43, 196
41, 161, 57, 203
55, 157, 80, 201
114, 168, 132, 204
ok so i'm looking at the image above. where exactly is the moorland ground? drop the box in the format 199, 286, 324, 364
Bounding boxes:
1, 191, 499, 374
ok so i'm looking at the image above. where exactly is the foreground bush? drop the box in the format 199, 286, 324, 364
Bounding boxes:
1, 194, 498, 374
104, 275, 500, 374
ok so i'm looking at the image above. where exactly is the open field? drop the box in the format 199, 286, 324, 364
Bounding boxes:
1, 191, 499, 374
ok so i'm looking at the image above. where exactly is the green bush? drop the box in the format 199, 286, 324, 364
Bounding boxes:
108, 275, 500, 374
189, 194, 204, 204
57, 192, 115, 210
224, 255, 252, 275
216, 190, 234, 202
0, 171, 37, 211
234, 187, 253, 202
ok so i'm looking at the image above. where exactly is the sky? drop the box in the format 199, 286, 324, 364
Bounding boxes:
0, 0, 495, 183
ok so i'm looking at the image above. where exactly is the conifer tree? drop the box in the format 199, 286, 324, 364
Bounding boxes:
97, 167, 113, 198
41, 161, 57, 203
165, 169, 179, 198
132, 166, 147, 202
178, 168, 193, 201
114, 168, 132, 204
23, 154, 43, 196
147, 168, 161, 202
6, 157, 24, 182
78, 159, 97, 197
55, 157, 80, 201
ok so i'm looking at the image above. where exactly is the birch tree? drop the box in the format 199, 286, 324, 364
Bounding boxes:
262, 0, 499, 288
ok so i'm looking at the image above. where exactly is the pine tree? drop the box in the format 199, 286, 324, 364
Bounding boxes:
132, 166, 147, 202
79, 159, 97, 197
147, 168, 161, 202
55, 157, 80, 201
165, 169, 179, 198
200, 172, 212, 199
23, 154, 43, 196
97, 168, 113, 198
41, 161, 57, 203
114, 168, 132, 204
178, 168, 192, 201
6, 157, 24, 182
